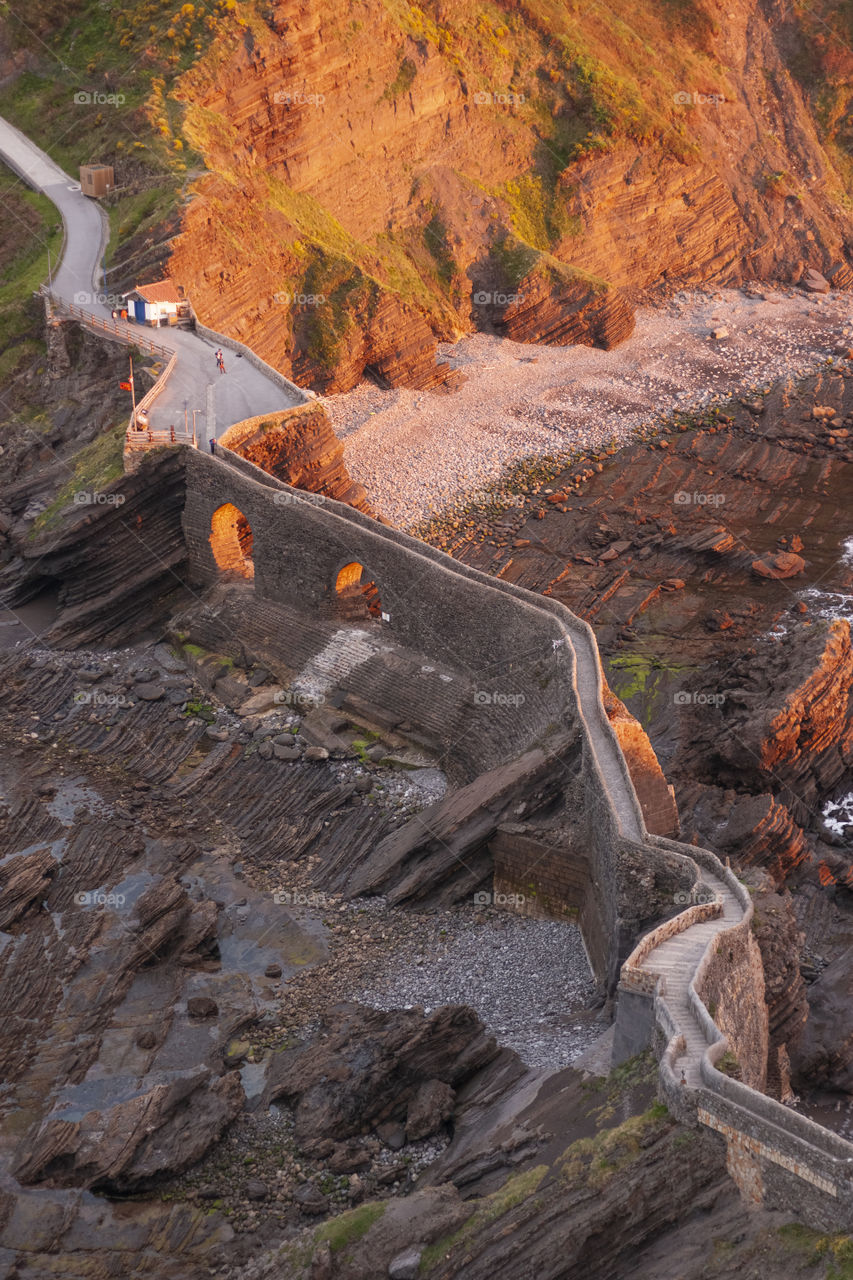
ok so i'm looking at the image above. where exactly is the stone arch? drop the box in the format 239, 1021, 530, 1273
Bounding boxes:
210, 503, 254, 578
333, 560, 383, 620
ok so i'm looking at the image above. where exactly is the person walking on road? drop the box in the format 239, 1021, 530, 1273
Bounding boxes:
209, 437, 216, 455
215, 348, 226, 374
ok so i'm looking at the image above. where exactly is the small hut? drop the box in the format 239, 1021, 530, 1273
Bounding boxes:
79, 164, 115, 198
123, 280, 186, 327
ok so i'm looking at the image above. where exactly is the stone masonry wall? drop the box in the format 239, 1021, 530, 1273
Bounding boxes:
183, 448, 581, 778
180, 446, 689, 992
695, 921, 769, 1092
180, 444, 853, 1227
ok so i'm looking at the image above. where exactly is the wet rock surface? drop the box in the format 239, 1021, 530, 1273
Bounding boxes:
0, 629, 602, 1271
0, 636, 451, 1270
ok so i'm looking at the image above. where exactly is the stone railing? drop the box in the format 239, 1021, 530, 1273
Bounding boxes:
620, 895, 722, 991
631, 838, 853, 1225
195, 447, 853, 1227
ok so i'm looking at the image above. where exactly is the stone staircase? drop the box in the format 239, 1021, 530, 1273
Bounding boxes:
633, 870, 742, 1087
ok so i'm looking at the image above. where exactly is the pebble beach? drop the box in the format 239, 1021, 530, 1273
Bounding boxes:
326, 286, 853, 527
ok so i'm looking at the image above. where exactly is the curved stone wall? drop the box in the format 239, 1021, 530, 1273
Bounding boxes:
181, 441, 853, 1229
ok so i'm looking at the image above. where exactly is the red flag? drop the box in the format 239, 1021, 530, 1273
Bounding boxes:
119, 380, 132, 391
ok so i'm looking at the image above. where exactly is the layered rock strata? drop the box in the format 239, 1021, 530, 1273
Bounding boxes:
218, 405, 371, 511
163, 0, 853, 388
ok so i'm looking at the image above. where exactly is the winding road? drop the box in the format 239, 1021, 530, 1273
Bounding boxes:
0, 115, 301, 444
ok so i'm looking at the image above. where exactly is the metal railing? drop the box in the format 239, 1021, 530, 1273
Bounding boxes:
44, 291, 174, 359
128, 349, 179, 435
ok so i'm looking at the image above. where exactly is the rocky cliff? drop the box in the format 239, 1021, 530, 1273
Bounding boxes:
3, 1, 852, 393
743, 870, 809, 1100
688, 620, 853, 833
0, 447, 190, 648
160, 0, 853, 390
218, 405, 371, 510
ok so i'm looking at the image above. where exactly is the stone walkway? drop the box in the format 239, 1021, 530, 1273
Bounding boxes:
637, 870, 742, 1086
1, 108, 749, 1097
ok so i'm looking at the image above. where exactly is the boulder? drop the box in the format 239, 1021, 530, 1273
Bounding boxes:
376, 1122, 407, 1151
238, 687, 285, 715
802, 267, 830, 293
135, 682, 165, 701
294, 1182, 330, 1215
328, 1140, 373, 1172
264, 1003, 499, 1152
751, 551, 805, 579
389, 1247, 424, 1280
15, 1068, 244, 1190
300, 707, 351, 752
405, 1079, 455, 1141
212, 673, 250, 709
187, 996, 218, 1019
0, 847, 56, 929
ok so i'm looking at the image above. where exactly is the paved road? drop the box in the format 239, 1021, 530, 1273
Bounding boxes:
0, 115, 302, 443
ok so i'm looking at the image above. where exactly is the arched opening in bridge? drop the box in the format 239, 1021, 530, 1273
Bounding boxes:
210, 503, 254, 579
334, 561, 383, 621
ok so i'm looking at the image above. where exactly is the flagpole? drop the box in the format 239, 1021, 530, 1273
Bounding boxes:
129, 353, 136, 422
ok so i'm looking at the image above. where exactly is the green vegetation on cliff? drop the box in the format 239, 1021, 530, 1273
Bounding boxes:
2, 0, 851, 390
0, 174, 63, 381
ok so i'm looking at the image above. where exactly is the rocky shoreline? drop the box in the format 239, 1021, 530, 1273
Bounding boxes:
330, 285, 853, 526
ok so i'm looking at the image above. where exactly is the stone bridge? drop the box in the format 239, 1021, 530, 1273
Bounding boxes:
186, 441, 853, 1231
4, 107, 853, 1233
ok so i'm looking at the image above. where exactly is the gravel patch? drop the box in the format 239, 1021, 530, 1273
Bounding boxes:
326, 286, 853, 526
350, 906, 600, 1071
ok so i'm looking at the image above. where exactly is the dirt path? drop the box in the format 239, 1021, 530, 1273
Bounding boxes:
328, 285, 853, 527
